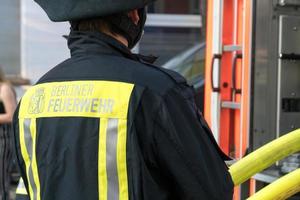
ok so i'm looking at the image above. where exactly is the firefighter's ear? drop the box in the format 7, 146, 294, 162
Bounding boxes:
127, 9, 140, 25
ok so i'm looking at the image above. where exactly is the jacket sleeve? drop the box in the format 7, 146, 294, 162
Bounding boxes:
153, 85, 234, 200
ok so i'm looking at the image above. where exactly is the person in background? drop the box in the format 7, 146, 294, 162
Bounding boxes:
0, 67, 17, 200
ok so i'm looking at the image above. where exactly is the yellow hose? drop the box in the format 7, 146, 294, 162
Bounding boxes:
229, 129, 300, 186
247, 168, 300, 200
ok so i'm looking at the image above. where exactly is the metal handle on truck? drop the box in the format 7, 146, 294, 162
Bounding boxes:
210, 54, 222, 92
232, 53, 243, 94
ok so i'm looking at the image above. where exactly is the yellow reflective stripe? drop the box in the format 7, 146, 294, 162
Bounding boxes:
99, 119, 129, 200
30, 119, 41, 200
19, 118, 34, 199
16, 178, 28, 195
19, 119, 41, 200
19, 81, 134, 119
99, 118, 108, 200
18, 81, 134, 199
117, 119, 129, 200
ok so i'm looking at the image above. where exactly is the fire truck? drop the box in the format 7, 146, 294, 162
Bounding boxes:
204, 0, 300, 199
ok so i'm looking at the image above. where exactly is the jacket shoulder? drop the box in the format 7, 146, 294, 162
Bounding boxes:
37, 55, 187, 95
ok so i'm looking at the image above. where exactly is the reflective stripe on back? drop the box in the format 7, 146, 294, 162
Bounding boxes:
98, 118, 129, 200
19, 81, 134, 119
19, 118, 33, 199
19, 119, 40, 200
19, 81, 134, 200
29, 119, 41, 200
106, 119, 119, 200
99, 118, 108, 200
117, 119, 129, 200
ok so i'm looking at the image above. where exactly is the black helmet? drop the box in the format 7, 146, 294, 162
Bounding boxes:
34, 0, 156, 22
34, 0, 156, 48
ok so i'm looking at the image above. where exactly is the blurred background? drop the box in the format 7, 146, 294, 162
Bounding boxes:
0, 0, 207, 100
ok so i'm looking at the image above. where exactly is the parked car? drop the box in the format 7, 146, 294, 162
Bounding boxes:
163, 43, 206, 112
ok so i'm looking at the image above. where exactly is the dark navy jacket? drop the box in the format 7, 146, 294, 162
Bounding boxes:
14, 31, 233, 200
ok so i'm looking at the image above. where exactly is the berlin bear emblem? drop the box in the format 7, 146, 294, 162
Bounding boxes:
28, 88, 46, 114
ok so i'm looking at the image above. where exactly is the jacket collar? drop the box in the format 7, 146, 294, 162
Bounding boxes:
68, 31, 157, 64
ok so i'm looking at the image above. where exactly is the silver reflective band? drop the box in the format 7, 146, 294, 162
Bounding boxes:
106, 119, 119, 200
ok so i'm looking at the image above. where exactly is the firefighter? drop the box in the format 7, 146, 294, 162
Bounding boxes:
13, 0, 234, 199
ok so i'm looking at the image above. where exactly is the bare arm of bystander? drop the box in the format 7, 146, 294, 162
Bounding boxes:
0, 83, 17, 124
